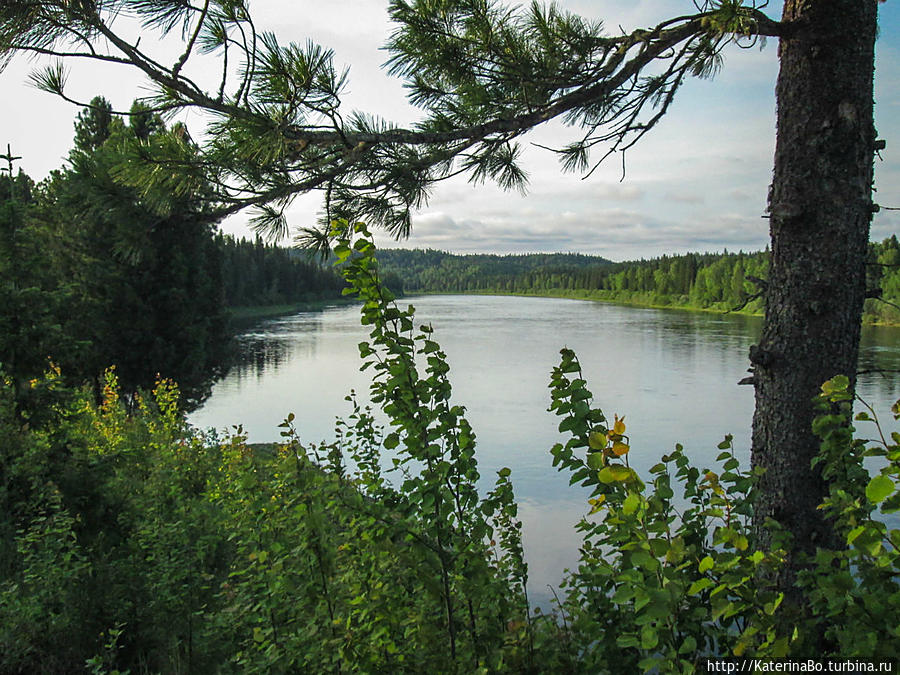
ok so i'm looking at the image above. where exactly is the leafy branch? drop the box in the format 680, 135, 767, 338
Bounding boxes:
1, 0, 784, 238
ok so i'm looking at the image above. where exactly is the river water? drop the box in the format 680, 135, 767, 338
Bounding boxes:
190, 295, 900, 605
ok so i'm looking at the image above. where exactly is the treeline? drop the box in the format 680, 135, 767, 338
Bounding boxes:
3, 228, 899, 673
218, 234, 345, 307
377, 246, 768, 306
1, 99, 228, 406
0, 97, 347, 409
376, 248, 611, 294
378, 242, 900, 323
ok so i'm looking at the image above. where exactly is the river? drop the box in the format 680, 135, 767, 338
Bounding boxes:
189, 295, 900, 606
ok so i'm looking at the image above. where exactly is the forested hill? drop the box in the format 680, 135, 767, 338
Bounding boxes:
377, 239, 900, 325
375, 248, 612, 293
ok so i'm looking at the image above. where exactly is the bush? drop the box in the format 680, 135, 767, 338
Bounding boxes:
1, 221, 898, 672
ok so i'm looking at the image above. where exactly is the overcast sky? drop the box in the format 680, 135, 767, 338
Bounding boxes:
2, 1, 898, 261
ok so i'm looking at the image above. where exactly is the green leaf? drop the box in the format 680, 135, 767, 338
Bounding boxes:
640, 624, 659, 650
616, 633, 641, 648
847, 525, 866, 545
598, 464, 633, 484
687, 578, 713, 595
623, 493, 640, 515
679, 636, 697, 654
821, 375, 849, 396
698, 556, 714, 573
587, 452, 604, 470
866, 474, 894, 504
333, 243, 351, 262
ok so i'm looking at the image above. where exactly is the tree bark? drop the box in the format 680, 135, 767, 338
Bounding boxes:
751, 0, 877, 582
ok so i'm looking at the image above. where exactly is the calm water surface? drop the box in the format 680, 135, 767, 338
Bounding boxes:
190, 295, 900, 605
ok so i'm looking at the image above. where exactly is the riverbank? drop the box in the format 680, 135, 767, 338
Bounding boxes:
406, 288, 763, 318
404, 288, 900, 326
227, 297, 357, 326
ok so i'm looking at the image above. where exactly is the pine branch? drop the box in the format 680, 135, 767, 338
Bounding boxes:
1, 0, 786, 235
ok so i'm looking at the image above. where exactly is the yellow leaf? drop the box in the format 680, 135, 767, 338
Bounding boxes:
588, 495, 607, 513
613, 415, 626, 436
612, 442, 630, 457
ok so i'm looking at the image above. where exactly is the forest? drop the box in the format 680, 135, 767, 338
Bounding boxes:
217, 234, 345, 309
2, 0, 899, 672
0, 97, 346, 407
2, 98, 899, 673
3, 220, 900, 674
378, 243, 900, 324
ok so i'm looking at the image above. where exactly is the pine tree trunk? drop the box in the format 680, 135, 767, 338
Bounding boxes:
751, 0, 878, 586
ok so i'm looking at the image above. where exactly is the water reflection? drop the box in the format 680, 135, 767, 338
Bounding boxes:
193, 296, 900, 605
859, 325, 900, 401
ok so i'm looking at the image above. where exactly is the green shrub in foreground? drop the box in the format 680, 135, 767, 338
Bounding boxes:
1, 221, 898, 673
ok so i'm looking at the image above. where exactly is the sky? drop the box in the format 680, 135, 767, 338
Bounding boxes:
1, 0, 898, 261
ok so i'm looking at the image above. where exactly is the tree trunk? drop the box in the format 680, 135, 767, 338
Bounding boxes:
751, 0, 877, 583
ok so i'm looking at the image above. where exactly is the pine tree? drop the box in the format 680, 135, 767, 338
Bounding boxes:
0, 0, 883, 610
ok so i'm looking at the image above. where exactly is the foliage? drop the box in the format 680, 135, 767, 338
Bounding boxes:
546, 348, 789, 672
45, 97, 230, 406
0, 224, 536, 673
1, 4, 884, 619
0, 0, 780, 234
383, 244, 847, 320
2, 231, 900, 672
0, 100, 230, 407
330, 219, 535, 671
377, 241, 900, 324
795, 375, 900, 657
379, 246, 767, 311
865, 235, 900, 324
0, 170, 76, 391
217, 233, 346, 308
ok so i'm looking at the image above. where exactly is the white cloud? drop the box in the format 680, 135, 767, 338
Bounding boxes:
1, 0, 895, 261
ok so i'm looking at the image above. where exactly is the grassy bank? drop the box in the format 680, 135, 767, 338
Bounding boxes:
408, 287, 764, 317
406, 287, 900, 326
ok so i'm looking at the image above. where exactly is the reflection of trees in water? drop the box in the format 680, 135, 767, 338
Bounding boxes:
857, 351, 900, 402
858, 325, 900, 402
223, 318, 327, 382
233, 336, 293, 380
648, 311, 763, 376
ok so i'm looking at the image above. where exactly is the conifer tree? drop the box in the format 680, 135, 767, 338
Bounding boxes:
0, 0, 883, 608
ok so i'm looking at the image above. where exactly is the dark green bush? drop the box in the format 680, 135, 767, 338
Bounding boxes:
1, 222, 898, 673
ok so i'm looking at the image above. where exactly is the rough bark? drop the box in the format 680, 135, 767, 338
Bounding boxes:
751, 0, 877, 578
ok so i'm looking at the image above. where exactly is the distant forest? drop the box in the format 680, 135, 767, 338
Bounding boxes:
377, 241, 900, 324
3, 89, 896, 413
218, 234, 345, 308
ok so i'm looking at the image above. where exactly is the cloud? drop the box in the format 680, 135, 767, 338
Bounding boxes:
380, 203, 770, 260
663, 192, 705, 205
4, 0, 893, 265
